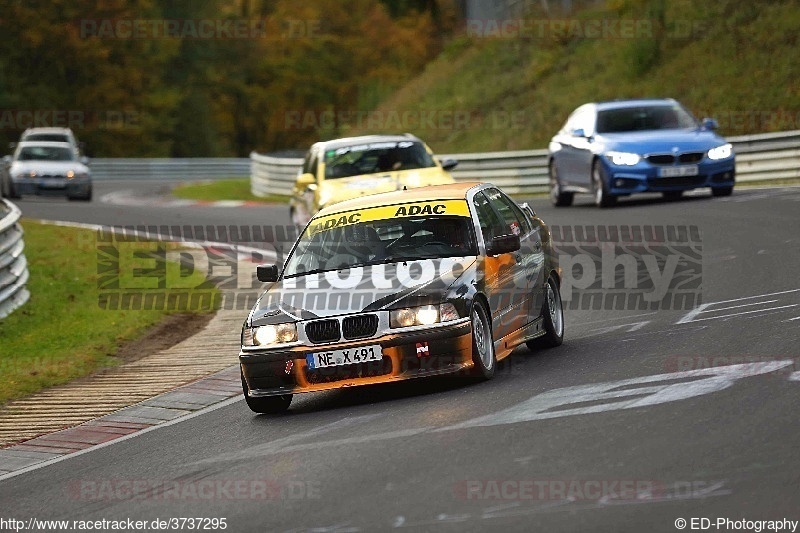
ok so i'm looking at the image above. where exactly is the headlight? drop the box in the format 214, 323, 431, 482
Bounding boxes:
605, 151, 641, 166
28, 171, 37, 178
390, 303, 460, 328
707, 143, 733, 160
242, 323, 297, 347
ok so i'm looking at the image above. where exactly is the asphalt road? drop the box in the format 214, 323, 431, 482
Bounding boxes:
3, 183, 800, 532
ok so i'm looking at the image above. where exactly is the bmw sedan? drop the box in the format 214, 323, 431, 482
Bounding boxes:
2, 141, 92, 201
548, 98, 736, 207
240, 182, 563, 413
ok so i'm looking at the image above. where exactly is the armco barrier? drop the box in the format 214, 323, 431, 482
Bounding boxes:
90, 158, 250, 180
0, 200, 30, 319
249, 130, 800, 198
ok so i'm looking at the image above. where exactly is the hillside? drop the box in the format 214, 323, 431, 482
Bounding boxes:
348, 0, 800, 152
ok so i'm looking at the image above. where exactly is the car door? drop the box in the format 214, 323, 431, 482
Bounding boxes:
472, 190, 528, 343
557, 106, 595, 188
296, 149, 320, 222
484, 188, 545, 325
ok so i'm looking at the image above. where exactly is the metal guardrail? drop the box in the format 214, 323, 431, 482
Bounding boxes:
90, 158, 250, 181
0, 200, 30, 319
249, 130, 800, 197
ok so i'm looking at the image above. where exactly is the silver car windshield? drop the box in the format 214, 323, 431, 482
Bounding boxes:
17, 146, 75, 161
596, 105, 698, 133
284, 216, 477, 278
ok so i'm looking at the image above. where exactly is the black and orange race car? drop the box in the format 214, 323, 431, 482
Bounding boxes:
239, 182, 563, 413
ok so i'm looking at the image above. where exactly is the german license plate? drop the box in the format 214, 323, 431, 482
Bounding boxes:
306, 345, 382, 369
40, 179, 65, 189
659, 165, 698, 178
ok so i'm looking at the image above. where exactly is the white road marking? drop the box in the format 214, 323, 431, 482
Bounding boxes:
590, 321, 650, 335
790, 372, 800, 382
439, 361, 794, 430
679, 304, 798, 323
574, 312, 659, 326
677, 289, 800, 324
784, 316, 800, 322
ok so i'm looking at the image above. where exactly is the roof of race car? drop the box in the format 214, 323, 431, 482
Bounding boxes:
314, 182, 484, 217
313, 134, 423, 151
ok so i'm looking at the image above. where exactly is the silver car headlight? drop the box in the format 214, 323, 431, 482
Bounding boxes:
707, 143, 733, 160
242, 323, 298, 347
390, 303, 460, 328
605, 151, 641, 166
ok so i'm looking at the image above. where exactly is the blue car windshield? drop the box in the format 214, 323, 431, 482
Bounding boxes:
596, 105, 698, 133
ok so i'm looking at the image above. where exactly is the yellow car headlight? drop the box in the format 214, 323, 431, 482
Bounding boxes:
242, 323, 298, 347
390, 303, 460, 328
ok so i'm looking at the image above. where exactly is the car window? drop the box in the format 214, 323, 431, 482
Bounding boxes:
596, 104, 697, 133
17, 146, 74, 161
472, 191, 506, 243
323, 141, 435, 179
484, 188, 527, 236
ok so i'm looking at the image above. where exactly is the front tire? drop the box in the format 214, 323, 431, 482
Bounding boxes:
549, 162, 574, 207
241, 371, 292, 414
592, 160, 616, 208
527, 274, 564, 350
470, 301, 496, 380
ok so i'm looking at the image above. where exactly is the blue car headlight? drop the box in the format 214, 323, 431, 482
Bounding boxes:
605, 151, 641, 166
707, 143, 733, 160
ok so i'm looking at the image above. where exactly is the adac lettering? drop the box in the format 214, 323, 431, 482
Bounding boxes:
394, 204, 447, 217
312, 212, 361, 233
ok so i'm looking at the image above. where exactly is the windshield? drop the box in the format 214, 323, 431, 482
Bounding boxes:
17, 146, 75, 161
596, 104, 698, 133
24, 133, 71, 144
284, 204, 477, 278
323, 140, 436, 179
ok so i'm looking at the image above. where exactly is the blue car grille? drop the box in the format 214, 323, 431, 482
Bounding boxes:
646, 152, 705, 165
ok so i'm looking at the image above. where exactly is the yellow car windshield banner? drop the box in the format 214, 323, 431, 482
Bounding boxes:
308, 200, 470, 235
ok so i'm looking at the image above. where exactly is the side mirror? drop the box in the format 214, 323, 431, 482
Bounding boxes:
296, 172, 316, 188
571, 128, 586, 138
701, 118, 718, 130
257, 264, 279, 283
2, 155, 11, 165
440, 158, 459, 171
486, 234, 521, 256
80, 156, 90, 165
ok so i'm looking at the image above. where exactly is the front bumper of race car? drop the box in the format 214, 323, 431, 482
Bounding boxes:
240, 317, 473, 397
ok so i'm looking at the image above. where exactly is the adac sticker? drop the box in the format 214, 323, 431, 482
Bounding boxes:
416, 342, 430, 358
309, 200, 470, 235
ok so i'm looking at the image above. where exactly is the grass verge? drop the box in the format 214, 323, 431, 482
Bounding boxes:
0, 221, 218, 405
172, 178, 291, 204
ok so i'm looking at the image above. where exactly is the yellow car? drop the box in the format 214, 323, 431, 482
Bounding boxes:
289, 134, 458, 227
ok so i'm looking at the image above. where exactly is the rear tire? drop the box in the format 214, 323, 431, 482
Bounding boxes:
592, 160, 616, 208
711, 186, 733, 197
470, 300, 496, 380
549, 162, 574, 207
527, 274, 564, 350
241, 371, 292, 414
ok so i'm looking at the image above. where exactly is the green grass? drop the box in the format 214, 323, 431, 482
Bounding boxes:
172, 179, 291, 204
0, 221, 217, 405
354, 0, 800, 153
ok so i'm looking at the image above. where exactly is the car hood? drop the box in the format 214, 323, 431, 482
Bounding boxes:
319, 167, 452, 207
11, 161, 89, 175
598, 129, 727, 153
250, 257, 477, 325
